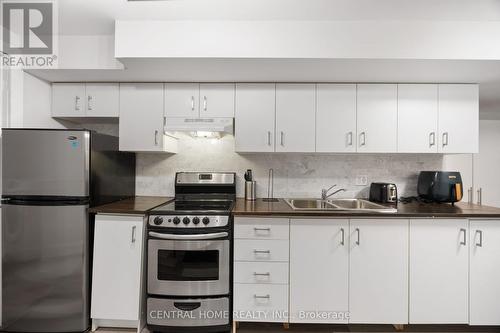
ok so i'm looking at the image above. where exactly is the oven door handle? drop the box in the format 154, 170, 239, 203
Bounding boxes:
148, 231, 228, 240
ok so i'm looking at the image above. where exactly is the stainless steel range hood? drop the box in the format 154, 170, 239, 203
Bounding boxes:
165, 117, 234, 134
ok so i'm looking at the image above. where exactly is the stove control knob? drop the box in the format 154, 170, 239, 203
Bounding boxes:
173, 217, 181, 225
183, 217, 190, 225
192, 217, 200, 225
202, 217, 210, 225
153, 216, 163, 225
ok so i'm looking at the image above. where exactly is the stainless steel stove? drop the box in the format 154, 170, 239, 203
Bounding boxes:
146, 172, 235, 333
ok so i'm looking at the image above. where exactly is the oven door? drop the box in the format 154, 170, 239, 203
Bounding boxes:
148, 232, 230, 296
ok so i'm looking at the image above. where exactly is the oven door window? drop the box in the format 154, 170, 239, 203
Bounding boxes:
157, 249, 219, 281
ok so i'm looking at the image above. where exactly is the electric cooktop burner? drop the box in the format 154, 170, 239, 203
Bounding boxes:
152, 199, 234, 213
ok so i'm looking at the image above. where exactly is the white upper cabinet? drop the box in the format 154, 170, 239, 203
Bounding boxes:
290, 219, 349, 324
356, 84, 398, 153
52, 83, 86, 117
235, 84, 276, 152
119, 83, 174, 152
349, 219, 408, 324
164, 83, 199, 117
409, 219, 469, 324
275, 84, 316, 152
199, 83, 235, 118
469, 220, 500, 325
52, 83, 119, 117
316, 84, 357, 153
85, 83, 119, 117
438, 84, 479, 153
398, 84, 438, 153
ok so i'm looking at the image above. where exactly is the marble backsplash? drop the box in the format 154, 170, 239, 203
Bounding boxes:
135, 133, 444, 199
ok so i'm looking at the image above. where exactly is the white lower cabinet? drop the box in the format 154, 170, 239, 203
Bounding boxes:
233, 217, 289, 323
469, 220, 500, 325
290, 219, 349, 323
91, 215, 145, 332
349, 219, 409, 324
409, 219, 469, 324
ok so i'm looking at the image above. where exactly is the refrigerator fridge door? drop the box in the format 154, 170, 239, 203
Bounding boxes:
1, 203, 89, 332
2, 130, 90, 198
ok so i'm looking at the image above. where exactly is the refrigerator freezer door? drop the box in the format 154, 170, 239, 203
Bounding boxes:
1, 203, 89, 332
2, 130, 90, 197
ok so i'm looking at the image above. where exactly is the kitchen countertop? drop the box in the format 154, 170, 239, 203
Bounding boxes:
232, 198, 500, 218
89, 196, 173, 215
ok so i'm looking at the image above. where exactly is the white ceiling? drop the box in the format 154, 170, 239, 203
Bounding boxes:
59, 0, 500, 35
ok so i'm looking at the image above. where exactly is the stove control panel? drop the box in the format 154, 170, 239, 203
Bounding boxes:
148, 215, 229, 228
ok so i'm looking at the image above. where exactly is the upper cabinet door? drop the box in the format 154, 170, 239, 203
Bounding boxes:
235, 84, 275, 153
119, 83, 165, 152
199, 83, 235, 118
398, 84, 438, 153
52, 83, 86, 117
164, 83, 199, 117
316, 84, 357, 153
85, 83, 119, 117
438, 84, 479, 153
275, 84, 316, 152
356, 84, 397, 153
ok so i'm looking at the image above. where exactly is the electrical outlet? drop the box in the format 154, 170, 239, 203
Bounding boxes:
355, 175, 368, 186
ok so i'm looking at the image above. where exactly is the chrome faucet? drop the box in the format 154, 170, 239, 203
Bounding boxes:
321, 184, 346, 200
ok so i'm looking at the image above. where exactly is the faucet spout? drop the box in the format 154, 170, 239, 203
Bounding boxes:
321, 185, 346, 200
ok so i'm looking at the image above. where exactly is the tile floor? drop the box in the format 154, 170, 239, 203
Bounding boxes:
97, 323, 500, 333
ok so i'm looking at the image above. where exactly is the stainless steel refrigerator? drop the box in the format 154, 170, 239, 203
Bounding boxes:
1, 129, 135, 332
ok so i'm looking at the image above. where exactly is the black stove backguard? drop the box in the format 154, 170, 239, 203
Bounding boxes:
174, 172, 236, 201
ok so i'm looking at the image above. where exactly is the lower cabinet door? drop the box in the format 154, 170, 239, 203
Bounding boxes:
233, 284, 289, 323
409, 219, 469, 324
470, 220, 500, 325
91, 215, 144, 321
289, 219, 349, 323
349, 219, 409, 324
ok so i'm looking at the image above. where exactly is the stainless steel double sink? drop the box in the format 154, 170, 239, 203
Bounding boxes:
285, 198, 397, 213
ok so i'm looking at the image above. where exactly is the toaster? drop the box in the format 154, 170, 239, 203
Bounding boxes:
369, 183, 398, 203
417, 171, 463, 203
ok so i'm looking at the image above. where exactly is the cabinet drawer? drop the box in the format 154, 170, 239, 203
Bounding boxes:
235, 217, 289, 240
234, 239, 289, 262
234, 262, 288, 284
234, 284, 289, 322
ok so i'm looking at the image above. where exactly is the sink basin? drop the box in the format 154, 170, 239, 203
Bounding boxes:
285, 198, 397, 213
328, 199, 388, 210
286, 199, 337, 210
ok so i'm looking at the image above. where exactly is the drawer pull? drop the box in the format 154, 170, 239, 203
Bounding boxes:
253, 250, 271, 254
253, 272, 271, 276
254, 227, 271, 232
254, 294, 270, 299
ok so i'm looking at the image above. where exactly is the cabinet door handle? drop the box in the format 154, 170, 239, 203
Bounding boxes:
253, 272, 271, 277
254, 294, 270, 299
280, 131, 284, 146
87, 95, 93, 111
254, 227, 271, 232
131, 225, 137, 243
267, 131, 272, 146
442, 132, 449, 147
359, 132, 366, 146
468, 187, 473, 204
75, 96, 81, 111
460, 228, 467, 246
340, 228, 345, 246
253, 249, 271, 254
347, 132, 353, 146
429, 132, 436, 147
203, 96, 207, 111
477, 188, 482, 205
154, 130, 159, 146
191, 96, 195, 111
475, 230, 483, 247
355, 228, 360, 245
